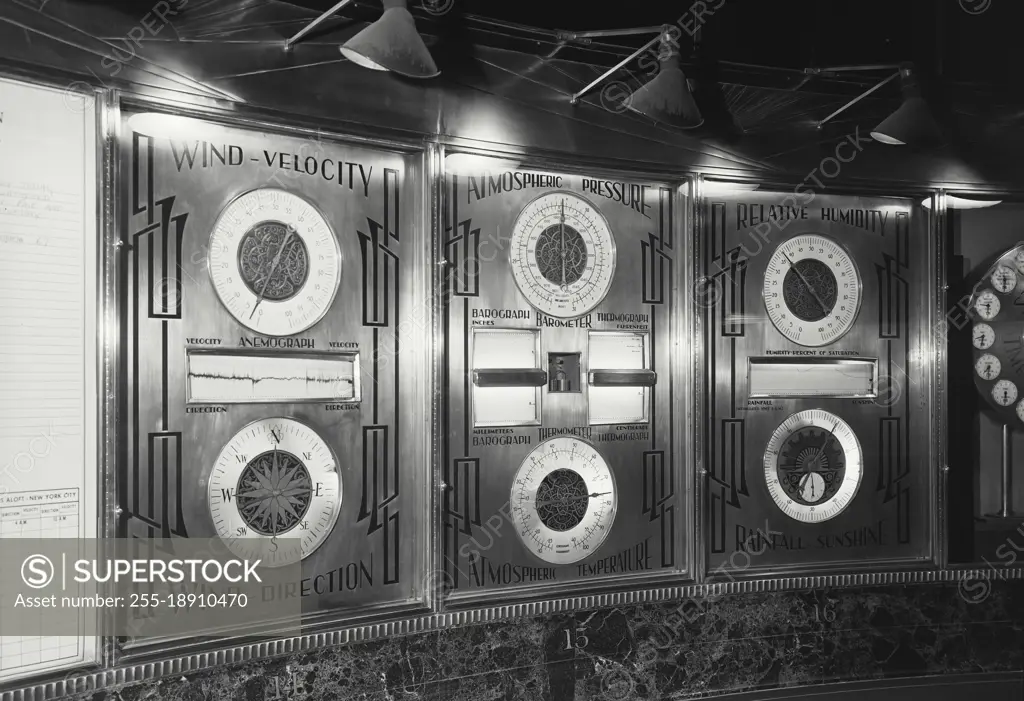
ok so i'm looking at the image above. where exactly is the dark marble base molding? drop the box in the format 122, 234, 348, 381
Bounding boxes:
66, 580, 1024, 700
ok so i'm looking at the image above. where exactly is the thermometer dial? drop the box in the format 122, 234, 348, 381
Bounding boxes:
763, 234, 861, 347
509, 192, 616, 319
208, 189, 341, 336
972, 324, 995, 350
208, 418, 341, 567
509, 436, 616, 565
764, 410, 862, 523
992, 380, 1018, 406
976, 353, 1001, 380
974, 291, 1001, 321
992, 266, 1018, 294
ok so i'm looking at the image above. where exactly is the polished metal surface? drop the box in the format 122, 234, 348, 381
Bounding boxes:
119, 102, 431, 654
701, 188, 937, 577
440, 154, 690, 605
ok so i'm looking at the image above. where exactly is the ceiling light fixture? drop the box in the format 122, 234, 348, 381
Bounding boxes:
810, 63, 941, 147
561, 25, 702, 129
284, 0, 439, 79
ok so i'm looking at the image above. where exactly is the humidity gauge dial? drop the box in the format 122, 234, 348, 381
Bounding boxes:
763, 234, 861, 347
510, 436, 616, 565
208, 189, 341, 336
509, 191, 616, 319
764, 410, 863, 523
208, 418, 341, 567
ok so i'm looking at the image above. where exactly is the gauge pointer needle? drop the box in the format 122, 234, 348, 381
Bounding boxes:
535, 492, 612, 508
781, 250, 830, 317
805, 421, 839, 474
560, 200, 567, 290
250, 225, 296, 319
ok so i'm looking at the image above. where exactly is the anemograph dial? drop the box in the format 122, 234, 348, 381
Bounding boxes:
764, 410, 863, 523
763, 234, 861, 347
509, 191, 616, 319
208, 418, 341, 567
510, 436, 616, 565
975, 353, 1001, 380
208, 189, 341, 336
974, 290, 1000, 321
992, 380, 1018, 407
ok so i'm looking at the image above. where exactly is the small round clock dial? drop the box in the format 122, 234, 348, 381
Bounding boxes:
993, 380, 1018, 406
208, 418, 341, 567
509, 192, 616, 319
976, 353, 1001, 380
974, 291, 1001, 321
763, 410, 863, 523
763, 234, 861, 347
972, 324, 996, 350
992, 266, 1018, 294
509, 436, 616, 565
208, 189, 341, 336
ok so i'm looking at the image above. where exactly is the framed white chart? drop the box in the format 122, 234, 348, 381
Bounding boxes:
0, 75, 100, 684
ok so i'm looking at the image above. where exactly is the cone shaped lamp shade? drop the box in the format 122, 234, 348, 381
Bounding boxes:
340, 0, 439, 79
870, 68, 941, 146
627, 49, 703, 129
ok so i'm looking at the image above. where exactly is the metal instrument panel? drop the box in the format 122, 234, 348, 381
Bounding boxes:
441, 156, 688, 603
120, 107, 429, 639
702, 188, 935, 576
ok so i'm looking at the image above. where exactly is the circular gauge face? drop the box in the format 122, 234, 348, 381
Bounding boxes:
763, 234, 861, 347
1016, 401, 1024, 423
208, 189, 341, 336
509, 436, 616, 565
992, 380, 1018, 406
992, 266, 1018, 294
1015, 251, 1024, 275
508, 192, 616, 319
974, 291, 1001, 321
975, 353, 1001, 380
763, 409, 863, 523
972, 323, 996, 350
208, 418, 341, 568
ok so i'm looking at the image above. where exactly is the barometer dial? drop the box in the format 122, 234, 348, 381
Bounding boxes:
208, 418, 341, 567
975, 353, 1001, 380
763, 409, 863, 523
992, 266, 1018, 294
509, 192, 616, 319
972, 324, 995, 350
763, 234, 861, 347
208, 189, 341, 336
510, 436, 616, 565
992, 380, 1018, 407
974, 291, 1000, 321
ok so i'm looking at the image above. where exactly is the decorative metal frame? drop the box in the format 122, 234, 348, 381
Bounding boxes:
0, 58, 1020, 701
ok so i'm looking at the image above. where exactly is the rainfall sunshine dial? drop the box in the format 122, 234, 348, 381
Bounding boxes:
208, 418, 341, 567
763, 234, 861, 347
509, 191, 616, 319
208, 188, 341, 336
972, 324, 995, 350
763, 409, 863, 523
510, 436, 616, 565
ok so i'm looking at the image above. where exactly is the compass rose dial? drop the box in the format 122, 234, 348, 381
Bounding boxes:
509, 192, 616, 319
510, 436, 616, 565
208, 418, 341, 567
764, 410, 863, 523
763, 234, 861, 347
208, 189, 341, 336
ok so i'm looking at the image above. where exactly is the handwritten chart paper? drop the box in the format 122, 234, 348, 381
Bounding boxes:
0, 77, 99, 684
